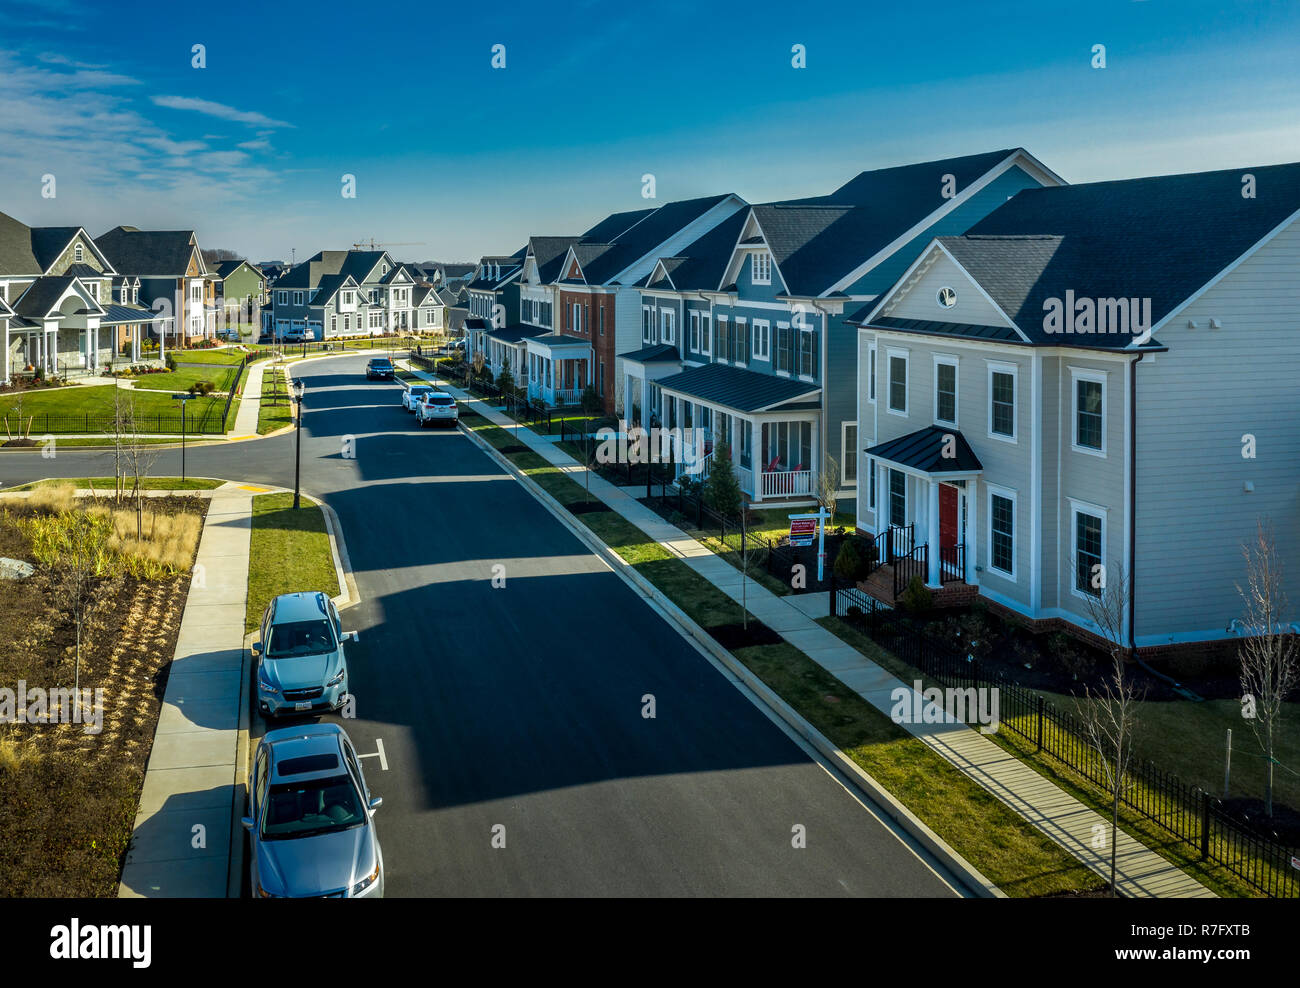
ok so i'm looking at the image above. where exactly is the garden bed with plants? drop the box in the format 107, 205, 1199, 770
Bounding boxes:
0, 482, 207, 896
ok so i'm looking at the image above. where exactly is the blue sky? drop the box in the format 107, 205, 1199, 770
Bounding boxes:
2, 0, 1298, 264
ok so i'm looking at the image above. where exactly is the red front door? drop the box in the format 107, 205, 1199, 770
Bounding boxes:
939, 484, 958, 549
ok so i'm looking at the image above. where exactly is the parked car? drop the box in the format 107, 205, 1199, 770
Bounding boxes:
282, 329, 309, 343
415, 391, 459, 427
366, 358, 394, 380
253, 591, 355, 718
216, 327, 242, 343
243, 723, 384, 898
402, 384, 432, 411
258, 331, 276, 344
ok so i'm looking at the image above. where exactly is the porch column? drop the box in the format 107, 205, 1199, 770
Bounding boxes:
2, 326, 9, 383
966, 481, 978, 585
750, 418, 763, 503
159, 324, 166, 364
926, 478, 941, 588
132, 324, 140, 364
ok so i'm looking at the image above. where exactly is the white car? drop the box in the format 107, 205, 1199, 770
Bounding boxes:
415, 391, 459, 427
402, 384, 432, 411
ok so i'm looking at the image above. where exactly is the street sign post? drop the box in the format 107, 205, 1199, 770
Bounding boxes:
789, 507, 832, 582
171, 393, 195, 482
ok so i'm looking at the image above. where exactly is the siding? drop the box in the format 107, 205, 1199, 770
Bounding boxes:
1134, 216, 1300, 645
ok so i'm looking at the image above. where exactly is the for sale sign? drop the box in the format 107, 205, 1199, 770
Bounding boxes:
789, 517, 816, 547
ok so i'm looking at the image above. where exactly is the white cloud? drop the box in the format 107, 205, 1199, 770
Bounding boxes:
151, 95, 293, 129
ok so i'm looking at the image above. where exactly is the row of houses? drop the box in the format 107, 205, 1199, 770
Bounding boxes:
266, 251, 470, 341
0, 214, 270, 379
462, 149, 1299, 658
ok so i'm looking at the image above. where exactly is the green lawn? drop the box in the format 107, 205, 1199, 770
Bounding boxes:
0, 384, 229, 432
246, 492, 341, 632
130, 365, 239, 394
167, 348, 250, 366
459, 410, 1104, 897
5, 476, 224, 492
257, 366, 294, 434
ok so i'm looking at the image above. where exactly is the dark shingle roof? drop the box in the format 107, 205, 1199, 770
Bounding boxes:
13, 276, 77, 319
866, 425, 983, 474
277, 251, 389, 290
96, 227, 197, 276
943, 161, 1300, 345
580, 208, 655, 243
651, 210, 749, 293
656, 363, 821, 413
619, 343, 681, 363
850, 312, 1024, 344
529, 236, 582, 284
580, 194, 734, 285
0, 213, 83, 275
216, 259, 258, 278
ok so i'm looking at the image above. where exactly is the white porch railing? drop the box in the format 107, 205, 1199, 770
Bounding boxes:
761, 469, 815, 498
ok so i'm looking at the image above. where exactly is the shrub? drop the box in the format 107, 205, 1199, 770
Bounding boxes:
580, 385, 601, 415
704, 443, 742, 519
669, 510, 686, 526
188, 380, 215, 396
899, 574, 934, 615
1046, 631, 1095, 681
833, 536, 877, 582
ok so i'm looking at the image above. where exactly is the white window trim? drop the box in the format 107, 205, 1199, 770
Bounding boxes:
886, 348, 909, 417
986, 360, 1018, 443
752, 318, 770, 361
293, 290, 304, 306
1069, 366, 1108, 457
887, 468, 908, 529
841, 421, 858, 487
1068, 497, 1108, 602
642, 305, 652, 343
700, 313, 711, 356
986, 483, 1018, 582
716, 315, 729, 365
868, 456, 876, 509
733, 317, 747, 367
933, 353, 959, 427
751, 252, 771, 286
661, 308, 674, 345
868, 342, 877, 403
797, 326, 816, 383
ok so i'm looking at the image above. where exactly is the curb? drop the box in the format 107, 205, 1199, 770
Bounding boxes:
457, 413, 1004, 899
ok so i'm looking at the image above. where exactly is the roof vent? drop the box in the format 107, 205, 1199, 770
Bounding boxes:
1186, 319, 1198, 329
1209, 318, 1222, 329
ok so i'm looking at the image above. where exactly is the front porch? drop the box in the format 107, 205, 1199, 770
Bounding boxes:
649, 362, 823, 505
857, 523, 976, 607
525, 332, 591, 409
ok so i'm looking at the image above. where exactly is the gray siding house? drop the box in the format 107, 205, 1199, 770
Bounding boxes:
851, 162, 1300, 654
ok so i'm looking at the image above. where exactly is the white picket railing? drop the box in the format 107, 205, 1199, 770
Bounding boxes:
761, 469, 815, 498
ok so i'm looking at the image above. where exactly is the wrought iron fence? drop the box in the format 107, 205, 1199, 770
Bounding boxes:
831, 585, 1299, 897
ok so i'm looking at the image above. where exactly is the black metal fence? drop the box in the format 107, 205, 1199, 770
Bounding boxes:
831, 584, 1300, 897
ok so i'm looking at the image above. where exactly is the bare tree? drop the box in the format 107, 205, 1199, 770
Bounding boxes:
1074, 562, 1143, 897
816, 453, 841, 518
105, 380, 130, 499
55, 511, 107, 705
1235, 520, 1299, 818
119, 393, 161, 539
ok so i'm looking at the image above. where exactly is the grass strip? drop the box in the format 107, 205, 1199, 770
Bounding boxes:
246, 492, 340, 632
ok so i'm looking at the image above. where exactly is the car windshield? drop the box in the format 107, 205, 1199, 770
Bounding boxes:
261, 774, 365, 840
266, 619, 336, 658
369, 359, 391, 367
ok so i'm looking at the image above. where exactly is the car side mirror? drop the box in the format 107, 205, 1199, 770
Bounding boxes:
241, 816, 254, 831
252, 641, 263, 654
345, 631, 359, 642
368, 797, 383, 813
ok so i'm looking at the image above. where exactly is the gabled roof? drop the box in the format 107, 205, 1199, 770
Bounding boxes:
307, 274, 363, 309
866, 425, 983, 475
528, 236, 582, 283
580, 208, 655, 243
742, 149, 1056, 297
948, 161, 1300, 342
656, 362, 821, 414
0, 213, 111, 276
579, 194, 735, 285
13, 276, 101, 320
215, 259, 261, 279
468, 252, 525, 291
640, 209, 750, 293
412, 284, 442, 307
96, 226, 200, 276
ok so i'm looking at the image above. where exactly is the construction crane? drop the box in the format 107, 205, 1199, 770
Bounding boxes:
350, 239, 426, 251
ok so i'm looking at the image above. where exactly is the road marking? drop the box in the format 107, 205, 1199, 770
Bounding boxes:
357, 737, 388, 771
239, 484, 269, 492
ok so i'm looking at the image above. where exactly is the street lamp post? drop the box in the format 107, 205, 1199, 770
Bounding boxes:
292, 377, 305, 509
171, 393, 195, 482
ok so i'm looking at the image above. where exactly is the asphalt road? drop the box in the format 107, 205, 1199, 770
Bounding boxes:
2, 354, 962, 897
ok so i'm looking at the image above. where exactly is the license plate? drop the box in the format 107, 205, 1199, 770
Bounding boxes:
294, 701, 312, 711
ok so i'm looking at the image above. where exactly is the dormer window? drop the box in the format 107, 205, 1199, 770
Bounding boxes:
74, 243, 83, 263
751, 252, 771, 285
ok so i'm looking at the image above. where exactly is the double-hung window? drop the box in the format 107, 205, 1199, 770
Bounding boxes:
661, 309, 674, 345
689, 311, 700, 351
642, 306, 652, 343
1071, 501, 1106, 598
775, 322, 791, 373
798, 328, 815, 378
733, 318, 747, 365
842, 423, 858, 485
989, 363, 1017, 440
752, 319, 770, 361
293, 291, 304, 306
751, 252, 771, 285
888, 470, 906, 529
717, 317, 730, 362
1072, 369, 1106, 453
935, 356, 958, 425
988, 486, 1016, 578
887, 351, 908, 414
700, 313, 711, 356
868, 344, 877, 402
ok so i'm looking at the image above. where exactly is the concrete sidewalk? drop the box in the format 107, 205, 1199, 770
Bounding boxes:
118, 484, 253, 897
414, 363, 1214, 898
229, 357, 269, 438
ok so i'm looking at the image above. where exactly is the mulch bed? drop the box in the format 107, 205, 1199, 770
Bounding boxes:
1, 438, 38, 447
706, 621, 784, 649
1219, 797, 1300, 846
0, 494, 207, 896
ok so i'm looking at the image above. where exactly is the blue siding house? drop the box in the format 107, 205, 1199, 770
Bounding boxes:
623, 149, 1064, 506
